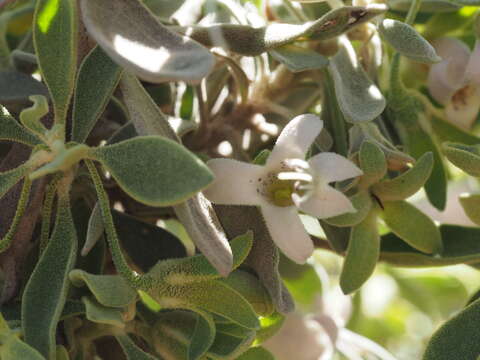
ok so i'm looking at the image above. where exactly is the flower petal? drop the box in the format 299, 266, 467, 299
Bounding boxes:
267, 114, 323, 168
466, 41, 480, 84
308, 152, 363, 183
293, 185, 356, 219
203, 158, 266, 206
445, 86, 480, 130
261, 204, 314, 264
428, 37, 470, 104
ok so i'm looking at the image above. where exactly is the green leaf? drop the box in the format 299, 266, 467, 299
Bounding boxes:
423, 299, 480, 360
1, 336, 46, 360
22, 195, 77, 359
379, 19, 441, 63
280, 258, 322, 308
219, 270, 274, 317
380, 225, 480, 267
382, 201, 442, 254
387, 0, 460, 12
358, 141, 387, 187
72, 46, 123, 143
34, 0, 77, 125
0, 163, 32, 199
207, 326, 256, 359
459, 193, 480, 226
254, 312, 285, 344
0, 71, 48, 107
268, 44, 328, 73
324, 190, 372, 227
372, 152, 434, 201
69, 270, 137, 308
0, 113, 42, 146
82, 296, 125, 328
329, 37, 385, 123
340, 210, 380, 294
19, 95, 49, 137
148, 232, 253, 285
81, 202, 104, 257
55, 346, 69, 360
236, 347, 275, 360
80, 0, 214, 84
431, 115, 480, 145
443, 142, 480, 177
116, 335, 158, 360
90, 136, 214, 207
189, 310, 215, 360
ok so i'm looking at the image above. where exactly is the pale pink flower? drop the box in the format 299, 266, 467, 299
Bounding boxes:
428, 37, 480, 130
203, 114, 362, 263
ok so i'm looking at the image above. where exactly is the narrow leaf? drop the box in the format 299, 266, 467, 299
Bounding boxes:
382, 200, 442, 254
1, 336, 46, 360
0, 163, 32, 199
359, 140, 387, 186
22, 195, 77, 359
189, 310, 215, 360
459, 193, 480, 226
236, 347, 275, 360
0, 113, 42, 146
72, 46, 123, 143
81, 202, 104, 256
269, 44, 328, 73
324, 190, 372, 228
443, 142, 480, 177
340, 210, 380, 294
82, 296, 125, 328
33, 0, 77, 125
116, 335, 158, 360
329, 37, 386, 123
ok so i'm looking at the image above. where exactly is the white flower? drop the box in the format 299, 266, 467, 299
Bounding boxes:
263, 285, 398, 360
203, 114, 362, 263
428, 37, 480, 130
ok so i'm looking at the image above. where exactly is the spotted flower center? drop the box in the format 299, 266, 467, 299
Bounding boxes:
452, 84, 476, 110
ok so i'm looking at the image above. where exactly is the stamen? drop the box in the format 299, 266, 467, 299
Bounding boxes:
277, 171, 313, 182
283, 158, 310, 170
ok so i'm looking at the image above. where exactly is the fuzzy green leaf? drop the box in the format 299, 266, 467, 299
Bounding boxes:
0, 71, 48, 107
90, 136, 213, 206
329, 38, 386, 123
423, 299, 480, 360
324, 190, 372, 227
459, 193, 480, 226
268, 44, 328, 73
443, 142, 480, 177
82, 296, 125, 328
22, 195, 77, 359
236, 347, 275, 360
116, 335, 158, 360
80, 0, 214, 84
219, 270, 274, 317
0, 163, 32, 199
1, 336, 46, 360
19, 95, 49, 137
72, 46, 123, 143
189, 310, 215, 360
372, 152, 434, 201
81, 202, 104, 257
207, 326, 256, 359
431, 116, 480, 145
0, 113, 42, 146
381, 225, 480, 267
69, 270, 137, 308
382, 200, 442, 254
379, 19, 441, 64
340, 210, 380, 294
148, 232, 252, 285
359, 141, 387, 186
387, 0, 460, 12
33, 0, 77, 125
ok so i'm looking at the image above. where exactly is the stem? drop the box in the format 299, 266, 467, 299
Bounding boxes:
0, 177, 31, 253
85, 160, 152, 290
405, 0, 422, 26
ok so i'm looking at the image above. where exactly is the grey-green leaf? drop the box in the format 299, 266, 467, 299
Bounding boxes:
340, 210, 380, 294
236, 347, 275, 360
324, 190, 372, 227
459, 193, 480, 226
69, 270, 137, 308
372, 152, 434, 201
0, 163, 32, 200
379, 19, 441, 64
269, 44, 329, 73
82, 296, 125, 328
329, 38, 386, 123
0, 71, 48, 107
188, 310, 215, 360
81, 202, 104, 257
33, 0, 77, 125
116, 335, 158, 360
80, 0, 215, 84
22, 195, 77, 359
359, 140, 387, 187
72, 46, 123, 143
0, 114, 41, 146
1, 336, 46, 360
423, 299, 480, 360
90, 136, 214, 207
443, 142, 480, 177
382, 200, 442, 254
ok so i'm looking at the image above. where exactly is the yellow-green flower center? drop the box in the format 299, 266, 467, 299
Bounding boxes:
262, 176, 295, 207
